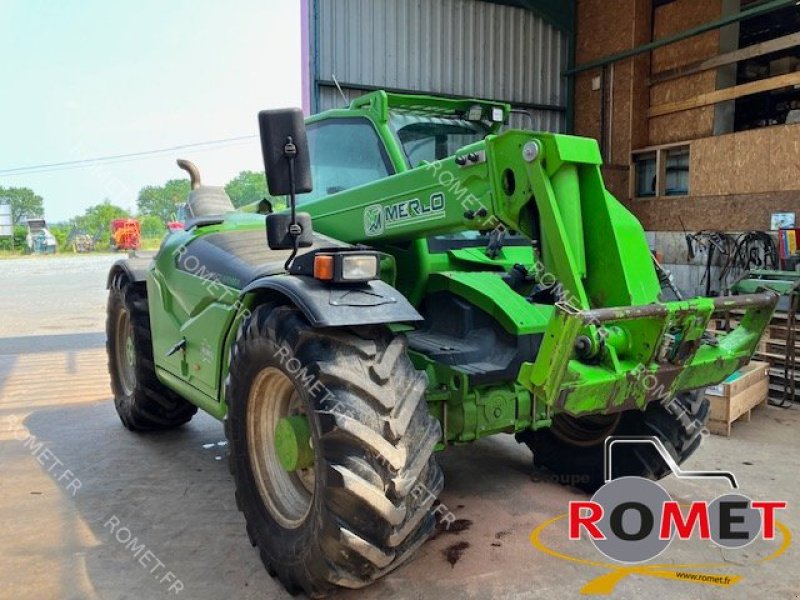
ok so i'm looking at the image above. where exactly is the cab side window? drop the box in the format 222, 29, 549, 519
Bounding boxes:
302, 118, 392, 203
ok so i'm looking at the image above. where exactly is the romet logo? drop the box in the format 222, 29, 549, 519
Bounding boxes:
571, 438, 786, 563
531, 436, 791, 594
364, 193, 445, 236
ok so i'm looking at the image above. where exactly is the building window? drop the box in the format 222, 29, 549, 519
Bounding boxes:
632, 144, 690, 199
634, 152, 657, 198
664, 147, 690, 196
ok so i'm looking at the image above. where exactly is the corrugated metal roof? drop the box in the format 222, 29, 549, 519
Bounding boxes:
311, 0, 569, 131
488, 0, 575, 32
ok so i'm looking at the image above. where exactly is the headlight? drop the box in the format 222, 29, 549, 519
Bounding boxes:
311, 252, 380, 283
466, 105, 484, 121
341, 255, 379, 281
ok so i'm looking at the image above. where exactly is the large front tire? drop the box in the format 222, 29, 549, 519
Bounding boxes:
106, 274, 197, 430
517, 390, 709, 492
225, 304, 442, 597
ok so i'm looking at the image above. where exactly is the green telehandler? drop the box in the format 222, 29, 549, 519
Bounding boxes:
106, 91, 776, 596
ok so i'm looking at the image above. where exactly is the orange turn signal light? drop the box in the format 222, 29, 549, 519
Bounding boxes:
313, 255, 334, 280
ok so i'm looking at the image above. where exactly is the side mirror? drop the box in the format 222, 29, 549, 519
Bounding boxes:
258, 108, 314, 262
257, 108, 313, 196
266, 213, 313, 250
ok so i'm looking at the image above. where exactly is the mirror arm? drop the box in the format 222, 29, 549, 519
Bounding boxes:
283, 136, 301, 270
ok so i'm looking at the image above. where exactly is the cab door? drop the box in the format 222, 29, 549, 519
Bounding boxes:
300, 117, 395, 204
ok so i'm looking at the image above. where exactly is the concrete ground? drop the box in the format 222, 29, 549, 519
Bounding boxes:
0, 254, 798, 600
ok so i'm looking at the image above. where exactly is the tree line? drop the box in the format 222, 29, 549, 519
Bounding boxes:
0, 170, 269, 250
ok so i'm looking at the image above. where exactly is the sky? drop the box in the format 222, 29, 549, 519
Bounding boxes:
0, 0, 302, 222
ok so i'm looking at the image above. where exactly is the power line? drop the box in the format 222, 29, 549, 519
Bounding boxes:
0, 139, 258, 177
1, 139, 258, 177
0, 134, 258, 177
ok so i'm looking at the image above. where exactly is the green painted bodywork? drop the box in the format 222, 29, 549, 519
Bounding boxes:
146, 212, 263, 419
731, 270, 800, 296
143, 90, 776, 445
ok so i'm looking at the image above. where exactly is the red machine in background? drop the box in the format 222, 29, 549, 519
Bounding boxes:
110, 218, 141, 251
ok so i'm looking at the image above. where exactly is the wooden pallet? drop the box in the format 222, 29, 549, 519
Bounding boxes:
706, 361, 770, 437
712, 310, 799, 404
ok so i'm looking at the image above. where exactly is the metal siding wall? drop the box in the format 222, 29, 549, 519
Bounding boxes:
313, 0, 567, 131
317, 85, 370, 112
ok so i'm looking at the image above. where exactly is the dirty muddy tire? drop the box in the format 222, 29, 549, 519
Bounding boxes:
516, 390, 709, 493
107, 274, 197, 430
225, 304, 442, 597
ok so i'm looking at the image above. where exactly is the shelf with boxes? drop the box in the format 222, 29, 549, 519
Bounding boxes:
712, 307, 799, 405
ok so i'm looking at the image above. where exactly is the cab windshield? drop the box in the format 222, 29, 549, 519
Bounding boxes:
390, 112, 491, 168
388, 111, 528, 251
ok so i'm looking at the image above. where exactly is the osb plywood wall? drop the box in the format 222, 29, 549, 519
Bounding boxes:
575, 0, 800, 230
630, 124, 800, 229
649, 0, 721, 145
574, 0, 722, 198
574, 0, 638, 143
574, 0, 722, 148
631, 191, 800, 231
692, 125, 800, 196
574, 0, 652, 200
626, 124, 800, 231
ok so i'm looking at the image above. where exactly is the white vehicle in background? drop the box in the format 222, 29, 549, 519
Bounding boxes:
25, 218, 57, 254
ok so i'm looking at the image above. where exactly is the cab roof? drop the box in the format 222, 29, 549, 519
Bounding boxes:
347, 90, 510, 132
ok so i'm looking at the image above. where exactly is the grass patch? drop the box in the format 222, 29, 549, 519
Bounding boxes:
0, 237, 163, 259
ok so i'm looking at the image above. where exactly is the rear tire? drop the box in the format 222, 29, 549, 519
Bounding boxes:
517, 390, 709, 492
106, 274, 197, 430
225, 304, 442, 597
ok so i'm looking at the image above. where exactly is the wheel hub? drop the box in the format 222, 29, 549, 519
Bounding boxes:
275, 415, 314, 471
246, 367, 315, 529
115, 309, 136, 396
125, 334, 135, 367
